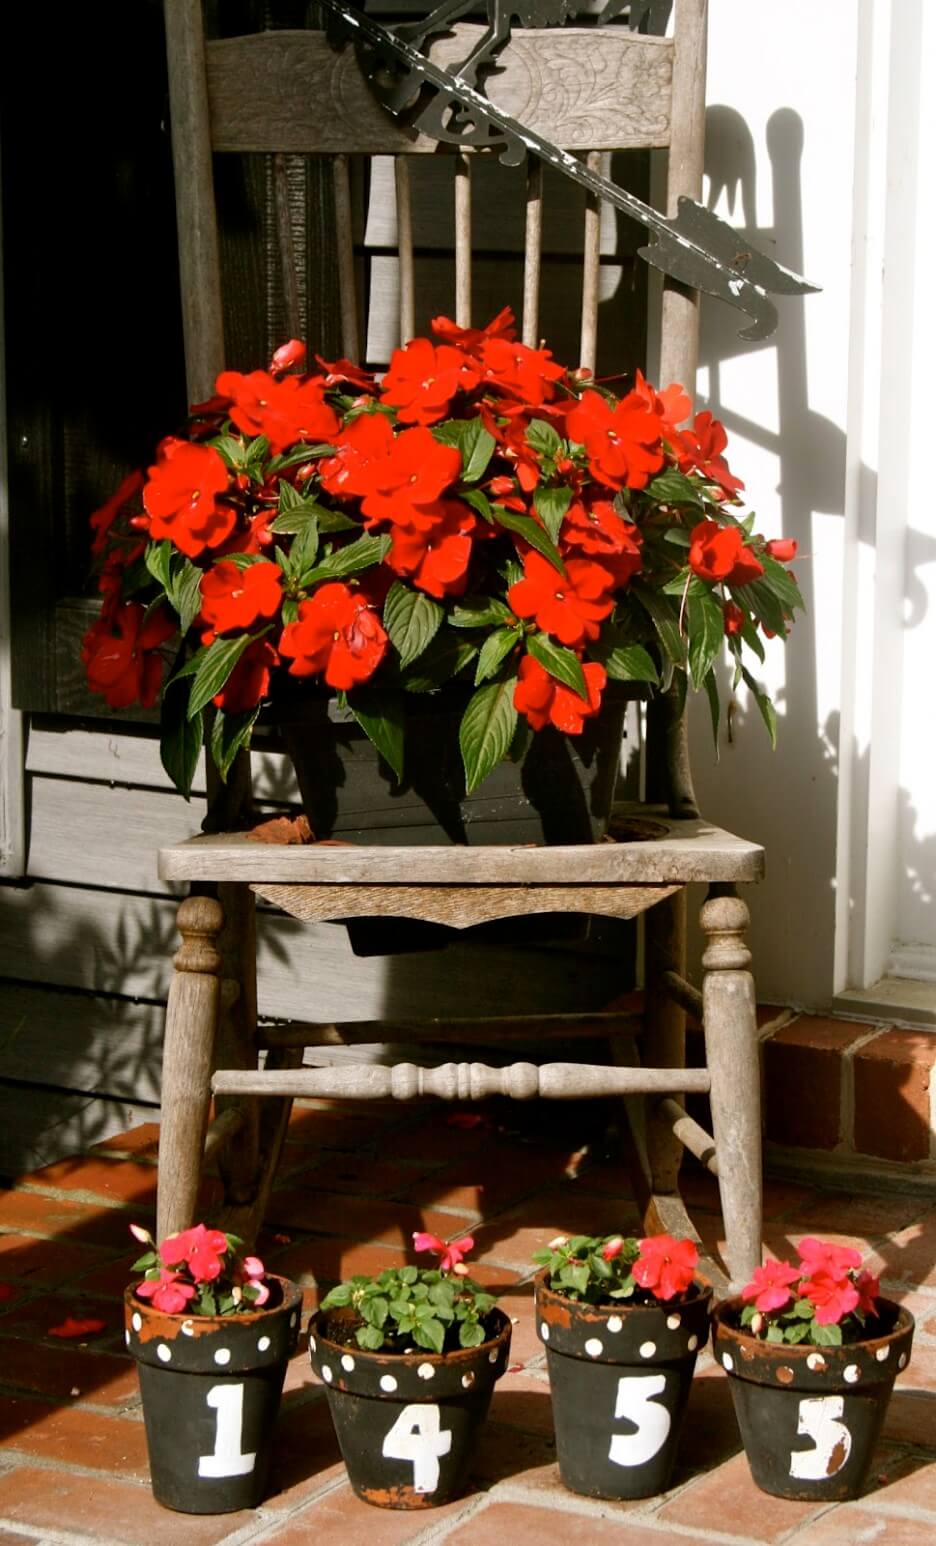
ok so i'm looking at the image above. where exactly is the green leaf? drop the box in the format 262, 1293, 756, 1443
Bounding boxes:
450, 596, 514, 629
160, 676, 203, 797
168, 557, 205, 635
304, 532, 392, 584
210, 705, 260, 782
686, 585, 725, 689
399, 633, 478, 692
784, 1321, 812, 1343
319, 1283, 353, 1309
765, 1324, 785, 1344
347, 689, 405, 782
356, 1324, 386, 1350
811, 1322, 843, 1347
526, 632, 587, 699
631, 579, 686, 666
187, 634, 258, 719
459, 678, 518, 794
740, 1304, 758, 1327
702, 669, 720, 758
433, 417, 495, 483
566, 1263, 590, 1296
492, 504, 566, 576
663, 527, 692, 548
741, 666, 778, 748
208, 433, 249, 472
525, 418, 562, 458
459, 487, 495, 524
533, 485, 573, 544
592, 633, 659, 684
458, 1320, 486, 1348
791, 1299, 815, 1319
383, 582, 444, 668
647, 469, 704, 508
144, 540, 173, 593
131, 1251, 157, 1271
267, 443, 335, 475
733, 577, 787, 637
760, 553, 805, 613
414, 1317, 446, 1354
291, 516, 320, 577
474, 626, 519, 685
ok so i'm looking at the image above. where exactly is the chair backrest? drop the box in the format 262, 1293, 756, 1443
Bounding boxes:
164, 0, 707, 814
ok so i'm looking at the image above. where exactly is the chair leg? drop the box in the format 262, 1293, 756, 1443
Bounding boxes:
214, 882, 260, 1208
157, 895, 224, 1243
701, 886, 763, 1290
643, 889, 687, 1193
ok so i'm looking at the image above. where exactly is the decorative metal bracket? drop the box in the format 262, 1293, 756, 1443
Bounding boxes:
317, 0, 817, 340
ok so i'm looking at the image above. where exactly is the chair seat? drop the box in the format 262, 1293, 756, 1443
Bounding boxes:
158, 803, 765, 887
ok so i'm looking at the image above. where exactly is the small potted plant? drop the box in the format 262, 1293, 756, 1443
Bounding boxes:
532, 1231, 709, 1499
309, 1231, 511, 1508
124, 1222, 302, 1514
712, 1238, 914, 1500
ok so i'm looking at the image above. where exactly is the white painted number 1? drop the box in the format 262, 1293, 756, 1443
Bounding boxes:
608, 1374, 672, 1468
382, 1404, 452, 1493
198, 1383, 257, 1478
789, 1395, 852, 1481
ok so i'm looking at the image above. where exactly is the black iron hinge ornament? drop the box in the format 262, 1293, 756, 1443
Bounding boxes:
316, 0, 817, 340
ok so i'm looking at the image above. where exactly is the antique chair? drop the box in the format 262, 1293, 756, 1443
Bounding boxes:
156, 0, 764, 1292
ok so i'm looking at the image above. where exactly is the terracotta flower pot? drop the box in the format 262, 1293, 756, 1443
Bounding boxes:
308, 1306, 512, 1508
535, 1270, 712, 1499
712, 1294, 914, 1500
124, 1276, 302, 1514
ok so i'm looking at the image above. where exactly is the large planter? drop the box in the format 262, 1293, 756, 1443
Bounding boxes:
124, 1276, 302, 1514
308, 1306, 512, 1508
535, 1271, 712, 1499
712, 1295, 914, 1501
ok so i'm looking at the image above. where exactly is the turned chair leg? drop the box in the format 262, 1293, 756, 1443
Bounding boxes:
701, 886, 763, 1290
643, 889, 688, 1194
157, 895, 224, 1243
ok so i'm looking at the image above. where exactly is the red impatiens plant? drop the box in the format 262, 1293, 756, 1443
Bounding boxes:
739, 1238, 881, 1348
82, 310, 802, 796
130, 1223, 271, 1317
533, 1231, 699, 1306
317, 1230, 497, 1353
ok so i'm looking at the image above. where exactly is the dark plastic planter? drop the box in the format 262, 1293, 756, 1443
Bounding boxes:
308, 1306, 512, 1508
124, 1276, 302, 1514
712, 1295, 914, 1500
534, 1271, 712, 1499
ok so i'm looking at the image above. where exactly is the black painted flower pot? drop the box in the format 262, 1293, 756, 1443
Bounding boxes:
124, 1276, 302, 1514
308, 1306, 512, 1508
534, 1271, 713, 1500
712, 1295, 914, 1501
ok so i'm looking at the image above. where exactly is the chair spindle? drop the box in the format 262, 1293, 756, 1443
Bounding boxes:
332, 153, 360, 360
454, 151, 472, 327
522, 160, 544, 348
394, 156, 416, 344
579, 149, 603, 374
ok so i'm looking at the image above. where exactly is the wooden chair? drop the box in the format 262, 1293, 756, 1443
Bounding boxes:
156, 0, 764, 1292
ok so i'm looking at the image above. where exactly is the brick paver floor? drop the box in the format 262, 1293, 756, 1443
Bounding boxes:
0, 1096, 934, 1544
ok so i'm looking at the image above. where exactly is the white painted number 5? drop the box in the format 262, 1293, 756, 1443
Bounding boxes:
382, 1403, 453, 1493
608, 1374, 671, 1468
198, 1383, 257, 1479
789, 1395, 852, 1481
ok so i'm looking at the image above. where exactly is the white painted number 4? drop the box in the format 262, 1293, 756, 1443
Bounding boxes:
198, 1384, 257, 1479
382, 1404, 452, 1493
608, 1374, 672, 1468
789, 1396, 852, 1481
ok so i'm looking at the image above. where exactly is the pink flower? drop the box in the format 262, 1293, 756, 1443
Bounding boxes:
242, 1254, 270, 1307
136, 1269, 197, 1315
802, 1271, 860, 1326
412, 1231, 475, 1274
797, 1238, 862, 1277
740, 1260, 801, 1313
160, 1223, 229, 1284
602, 1237, 625, 1262
632, 1235, 698, 1301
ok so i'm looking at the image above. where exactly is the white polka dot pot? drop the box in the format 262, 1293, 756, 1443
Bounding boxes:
711, 1293, 915, 1501
123, 1275, 302, 1514
533, 1269, 713, 1500
307, 1305, 512, 1508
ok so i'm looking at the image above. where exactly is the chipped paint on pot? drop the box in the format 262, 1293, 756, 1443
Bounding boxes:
309, 1306, 511, 1508
124, 1277, 302, 1513
534, 1270, 712, 1500
712, 1294, 914, 1500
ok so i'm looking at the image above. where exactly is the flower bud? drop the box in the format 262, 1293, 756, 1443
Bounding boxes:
270, 339, 306, 375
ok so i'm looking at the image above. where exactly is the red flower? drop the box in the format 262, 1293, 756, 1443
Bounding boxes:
355, 426, 463, 531
688, 520, 764, 586
562, 498, 643, 583
632, 1234, 699, 1302
380, 337, 479, 425
48, 1315, 108, 1339
674, 410, 744, 498
432, 306, 517, 353
479, 336, 565, 406
802, 1272, 860, 1326
200, 560, 283, 635
565, 389, 664, 491
135, 1270, 197, 1316
766, 537, 798, 562
82, 603, 176, 710
213, 638, 278, 714
796, 1238, 863, 1277
740, 1259, 801, 1313
631, 369, 692, 443
386, 501, 476, 598
413, 1231, 475, 1275
723, 600, 745, 636
514, 655, 606, 734
279, 583, 388, 689
143, 438, 234, 558
215, 369, 340, 454
269, 338, 306, 375
160, 1223, 228, 1284
508, 550, 614, 646
855, 1269, 880, 1317
318, 410, 395, 498
89, 469, 144, 557
314, 354, 377, 391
